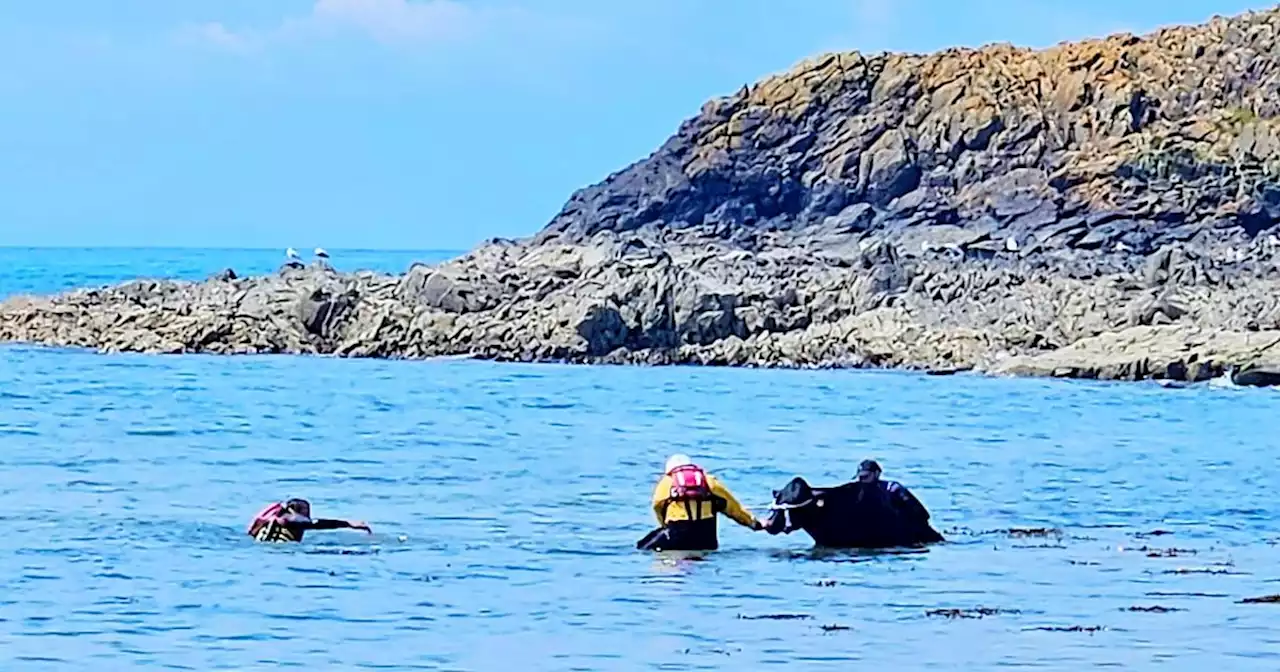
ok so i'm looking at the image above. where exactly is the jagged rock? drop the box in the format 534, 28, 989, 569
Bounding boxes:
298, 287, 358, 339
540, 8, 1280, 253
397, 265, 504, 314
1231, 364, 1280, 387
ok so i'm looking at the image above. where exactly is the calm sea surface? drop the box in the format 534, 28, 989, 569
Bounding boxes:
1, 248, 1278, 670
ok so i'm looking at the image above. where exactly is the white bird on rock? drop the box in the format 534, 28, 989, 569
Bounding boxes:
314, 247, 330, 259
286, 247, 300, 261
1004, 236, 1019, 252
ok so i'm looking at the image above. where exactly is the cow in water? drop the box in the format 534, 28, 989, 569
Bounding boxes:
762, 467, 944, 549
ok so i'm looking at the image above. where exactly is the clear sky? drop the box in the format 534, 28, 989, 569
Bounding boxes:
0, 1, 1267, 250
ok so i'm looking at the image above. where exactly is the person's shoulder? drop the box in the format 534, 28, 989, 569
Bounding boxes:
883, 480, 906, 492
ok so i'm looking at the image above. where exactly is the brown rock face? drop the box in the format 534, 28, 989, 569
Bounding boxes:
7, 9, 1280, 385
538, 8, 1280, 258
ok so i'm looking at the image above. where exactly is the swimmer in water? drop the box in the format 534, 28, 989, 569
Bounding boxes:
247, 498, 371, 543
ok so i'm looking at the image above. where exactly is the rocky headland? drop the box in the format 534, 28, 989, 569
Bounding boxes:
9, 7, 1280, 384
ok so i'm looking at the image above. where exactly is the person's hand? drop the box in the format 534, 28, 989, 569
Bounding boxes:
752, 519, 765, 531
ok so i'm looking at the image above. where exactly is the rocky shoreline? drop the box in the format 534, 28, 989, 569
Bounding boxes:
4, 236, 1280, 385
8, 8, 1280, 385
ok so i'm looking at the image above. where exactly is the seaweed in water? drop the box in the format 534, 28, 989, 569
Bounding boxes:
737, 613, 812, 620
1141, 547, 1197, 557
1146, 591, 1229, 598
1068, 560, 1100, 566
1123, 605, 1183, 613
820, 623, 852, 632
1159, 567, 1247, 575
926, 607, 1020, 619
812, 579, 838, 587
1027, 625, 1104, 633
1238, 594, 1280, 604
1012, 543, 1067, 549
680, 648, 735, 656
998, 527, 1063, 538
1133, 529, 1174, 538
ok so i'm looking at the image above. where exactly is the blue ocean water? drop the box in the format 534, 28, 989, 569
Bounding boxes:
1, 247, 1279, 670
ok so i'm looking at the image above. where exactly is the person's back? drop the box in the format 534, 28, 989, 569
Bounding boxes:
854, 460, 943, 543
641, 454, 762, 551
247, 498, 371, 543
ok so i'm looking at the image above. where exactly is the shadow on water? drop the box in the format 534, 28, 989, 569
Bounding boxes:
767, 544, 934, 563
637, 543, 934, 569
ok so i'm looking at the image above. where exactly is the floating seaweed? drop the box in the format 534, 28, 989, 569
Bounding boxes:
1012, 543, 1067, 549
1027, 625, 1104, 633
1117, 545, 1198, 557
812, 579, 838, 587
1238, 594, 1280, 604
1146, 591, 1229, 598
1068, 559, 1100, 565
820, 623, 852, 632
680, 647, 735, 656
737, 613, 811, 620
1159, 567, 1248, 576
1143, 547, 1198, 558
1123, 605, 1183, 613
926, 607, 1020, 619
1133, 529, 1174, 538
999, 527, 1063, 538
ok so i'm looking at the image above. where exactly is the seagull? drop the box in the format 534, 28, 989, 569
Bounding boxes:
314, 247, 330, 259
1004, 236, 1019, 252
286, 247, 300, 260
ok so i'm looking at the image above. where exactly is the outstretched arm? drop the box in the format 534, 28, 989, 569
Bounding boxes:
708, 476, 763, 530
307, 518, 372, 532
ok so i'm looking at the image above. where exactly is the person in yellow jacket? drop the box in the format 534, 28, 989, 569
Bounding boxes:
638, 453, 764, 552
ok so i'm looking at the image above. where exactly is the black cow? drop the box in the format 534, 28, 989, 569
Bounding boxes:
761, 476, 944, 549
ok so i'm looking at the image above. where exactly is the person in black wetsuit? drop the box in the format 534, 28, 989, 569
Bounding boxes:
854, 459, 937, 536
247, 498, 371, 543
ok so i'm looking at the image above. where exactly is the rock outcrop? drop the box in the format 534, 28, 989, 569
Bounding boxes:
539, 7, 1280, 259
8, 8, 1280, 384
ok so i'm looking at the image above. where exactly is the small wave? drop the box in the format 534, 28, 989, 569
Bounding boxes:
521, 400, 578, 410
125, 427, 183, 437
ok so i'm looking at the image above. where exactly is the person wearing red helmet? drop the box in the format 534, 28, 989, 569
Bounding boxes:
639, 454, 763, 552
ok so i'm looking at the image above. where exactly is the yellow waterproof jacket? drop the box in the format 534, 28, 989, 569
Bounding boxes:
652, 471, 758, 528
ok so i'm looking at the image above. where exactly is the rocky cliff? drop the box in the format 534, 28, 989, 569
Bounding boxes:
540, 7, 1280, 257
7, 7, 1280, 385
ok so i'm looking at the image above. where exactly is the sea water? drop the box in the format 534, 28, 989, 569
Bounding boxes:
1, 248, 1278, 670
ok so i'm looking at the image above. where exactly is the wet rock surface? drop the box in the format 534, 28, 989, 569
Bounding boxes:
10, 9, 1280, 383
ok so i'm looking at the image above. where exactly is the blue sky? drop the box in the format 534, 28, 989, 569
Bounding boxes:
0, 1, 1267, 250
